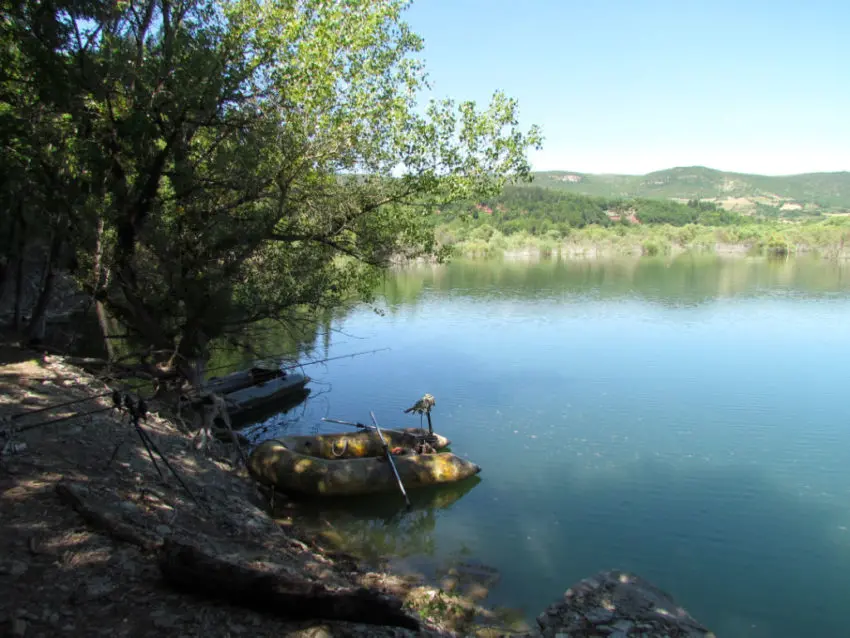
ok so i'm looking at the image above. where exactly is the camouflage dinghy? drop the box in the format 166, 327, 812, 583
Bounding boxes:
248, 428, 481, 497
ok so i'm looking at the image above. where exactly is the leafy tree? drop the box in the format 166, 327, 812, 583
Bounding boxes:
0, 3, 91, 336
2, 0, 542, 385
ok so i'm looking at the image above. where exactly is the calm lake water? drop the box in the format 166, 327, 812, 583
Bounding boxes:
234, 255, 850, 637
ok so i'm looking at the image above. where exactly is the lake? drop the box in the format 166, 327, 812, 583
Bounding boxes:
230, 254, 850, 637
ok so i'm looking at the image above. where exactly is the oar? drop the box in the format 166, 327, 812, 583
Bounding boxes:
370, 411, 411, 509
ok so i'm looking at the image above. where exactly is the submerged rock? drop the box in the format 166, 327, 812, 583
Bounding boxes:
536, 570, 714, 637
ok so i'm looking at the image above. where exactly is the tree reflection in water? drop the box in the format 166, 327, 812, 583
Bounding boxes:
284, 476, 530, 633
235, 387, 313, 435
282, 475, 482, 563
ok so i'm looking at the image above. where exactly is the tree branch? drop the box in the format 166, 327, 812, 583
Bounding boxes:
268, 232, 383, 267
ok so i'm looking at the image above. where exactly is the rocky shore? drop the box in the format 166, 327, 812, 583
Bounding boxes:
0, 346, 714, 637
535, 570, 714, 637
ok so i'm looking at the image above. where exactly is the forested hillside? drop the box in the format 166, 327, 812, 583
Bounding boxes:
529, 166, 850, 213
432, 184, 850, 259
435, 186, 744, 237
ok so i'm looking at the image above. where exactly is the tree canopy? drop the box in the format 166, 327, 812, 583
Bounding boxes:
1, 0, 542, 383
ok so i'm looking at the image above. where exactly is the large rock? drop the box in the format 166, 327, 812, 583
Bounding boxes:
536, 570, 714, 637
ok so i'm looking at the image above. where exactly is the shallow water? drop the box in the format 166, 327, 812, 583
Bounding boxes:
236, 255, 850, 637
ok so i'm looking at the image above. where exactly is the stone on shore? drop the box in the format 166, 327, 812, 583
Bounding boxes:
536, 570, 714, 637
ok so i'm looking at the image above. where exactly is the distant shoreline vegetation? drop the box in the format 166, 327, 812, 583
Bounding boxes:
430, 186, 850, 260
530, 166, 850, 212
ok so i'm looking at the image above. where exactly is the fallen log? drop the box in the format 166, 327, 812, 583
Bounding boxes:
158, 540, 420, 630
55, 481, 164, 552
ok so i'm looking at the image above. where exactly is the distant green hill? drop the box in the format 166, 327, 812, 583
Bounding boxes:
530, 166, 850, 213
434, 185, 743, 240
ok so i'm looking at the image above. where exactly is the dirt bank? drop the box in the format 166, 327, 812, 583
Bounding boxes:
0, 346, 488, 637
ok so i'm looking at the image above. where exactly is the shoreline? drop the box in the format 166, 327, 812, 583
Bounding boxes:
0, 345, 714, 637
449, 240, 849, 262
427, 218, 850, 263
390, 242, 849, 271
0, 347, 465, 637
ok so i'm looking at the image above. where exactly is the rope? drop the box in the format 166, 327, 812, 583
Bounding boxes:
331, 439, 349, 457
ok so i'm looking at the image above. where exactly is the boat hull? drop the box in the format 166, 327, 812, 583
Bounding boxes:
248, 429, 479, 497
223, 371, 310, 410
204, 366, 281, 395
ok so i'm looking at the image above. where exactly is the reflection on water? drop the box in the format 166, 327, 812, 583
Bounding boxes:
278, 476, 483, 563
277, 474, 517, 624
222, 255, 850, 638
384, 253, 850, 308
233, 387, 312, 433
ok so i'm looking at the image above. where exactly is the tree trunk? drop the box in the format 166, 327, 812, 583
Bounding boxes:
175, 323, 210, 390
191, 356, 207, 389
95, 300, 115, 359
90, 217, 116, 359
25, 230, 62, 342
159, 540, 420, 630
0, 259, 10, 313
12, 215, 26, 332
179, 354, 208, 391
0, 203, 15, 307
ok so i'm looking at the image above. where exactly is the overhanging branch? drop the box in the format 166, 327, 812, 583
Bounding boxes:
268, 232, 384, 267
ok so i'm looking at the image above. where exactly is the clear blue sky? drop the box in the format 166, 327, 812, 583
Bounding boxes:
404, 0, 849, 175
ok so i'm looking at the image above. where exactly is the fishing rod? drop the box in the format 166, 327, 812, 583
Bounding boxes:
10, 382, 150, 433
322, 417, 370, 430
204, 347, 391, 375
282, 348, 391, 371
6, 371, 156, 425
7, 390, 115, 421
14, 406, 115, 433
5, 347, 389, 426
